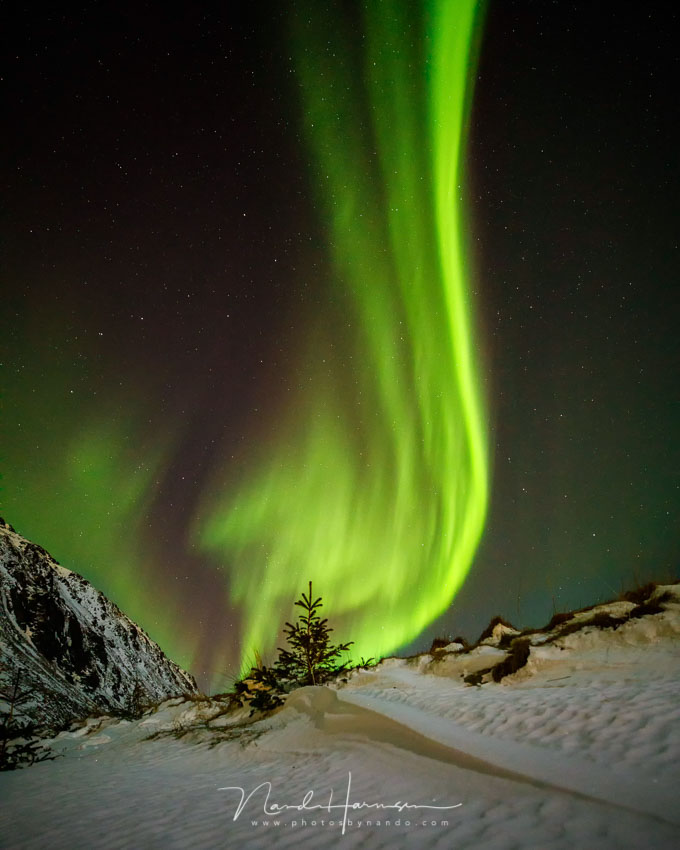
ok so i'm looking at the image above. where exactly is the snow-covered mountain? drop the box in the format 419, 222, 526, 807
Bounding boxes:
0, 518, 198, 728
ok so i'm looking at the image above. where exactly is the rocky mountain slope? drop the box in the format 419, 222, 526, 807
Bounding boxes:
0, 518, 198, 728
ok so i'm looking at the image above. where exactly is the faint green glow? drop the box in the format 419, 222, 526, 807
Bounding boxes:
1, 380, 192, 670
196, 0, 488, 669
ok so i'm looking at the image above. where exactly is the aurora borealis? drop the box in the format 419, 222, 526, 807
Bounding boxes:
195, 0, 488, 667
3, 2, 678, 688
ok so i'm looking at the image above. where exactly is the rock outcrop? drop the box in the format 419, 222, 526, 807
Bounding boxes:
0, 518, 199, 728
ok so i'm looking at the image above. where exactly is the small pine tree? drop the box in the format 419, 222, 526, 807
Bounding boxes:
124, 679, 150, 719
0, 665, 54, 771
275, 581, 353, 687
235, 581, 353, 713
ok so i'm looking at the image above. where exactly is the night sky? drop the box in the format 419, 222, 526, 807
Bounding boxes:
3, 1, 678, 689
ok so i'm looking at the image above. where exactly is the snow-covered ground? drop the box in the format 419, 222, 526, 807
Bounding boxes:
1, 589, 679, 849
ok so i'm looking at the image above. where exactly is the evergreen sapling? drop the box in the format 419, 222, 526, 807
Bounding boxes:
236, 581, 353, 712
275, 581, 353, 686
0, 665, 54, 771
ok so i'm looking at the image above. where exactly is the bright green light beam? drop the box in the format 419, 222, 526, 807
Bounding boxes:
195, 0, 488, 671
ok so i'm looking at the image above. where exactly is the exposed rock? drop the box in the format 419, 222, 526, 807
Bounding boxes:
442, 641, 465, 653
426, 584, 680, 685
477, 616, 521, 647
0, 518, 199, 729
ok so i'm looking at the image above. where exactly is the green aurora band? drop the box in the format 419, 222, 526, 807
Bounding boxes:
196, 0, 489, 670
1, 378, 189, 667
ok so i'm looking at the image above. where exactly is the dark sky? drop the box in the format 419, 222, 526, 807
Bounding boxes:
436, 2, 679, 646
2, 1, 678, 685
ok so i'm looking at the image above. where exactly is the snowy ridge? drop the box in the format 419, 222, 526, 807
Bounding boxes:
0, 518, 198, 728
0, 575, 679, 848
